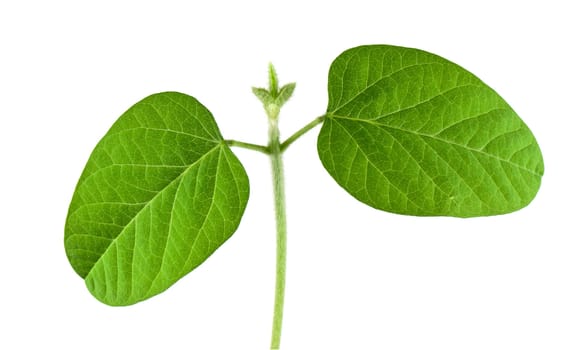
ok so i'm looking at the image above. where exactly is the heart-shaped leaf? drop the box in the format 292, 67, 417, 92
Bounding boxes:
65, 92, 249, 305
318, 45, 543, 217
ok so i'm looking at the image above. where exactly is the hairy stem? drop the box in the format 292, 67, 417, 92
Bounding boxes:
251, 63, 319, 347
280, 115, 325, 152
269, 117, 287, 350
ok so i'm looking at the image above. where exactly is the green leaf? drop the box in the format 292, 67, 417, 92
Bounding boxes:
275, 82, 296, 106
252, 87, 274, 105
318, 45, 543, 217
268, 62, 279, 97
64, 92, 250, 305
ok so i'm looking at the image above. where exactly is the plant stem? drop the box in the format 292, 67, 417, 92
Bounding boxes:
252, 64, 318, 348
269, 116, 287, 350
280, 115, 325, 152
225, 139, 270, 154
228, 116, 323, 348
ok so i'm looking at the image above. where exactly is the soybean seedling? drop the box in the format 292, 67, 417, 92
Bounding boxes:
65, 45, 544, 349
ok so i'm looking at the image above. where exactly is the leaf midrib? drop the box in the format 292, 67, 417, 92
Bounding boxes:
145, 146, 223, 296
327, 114, 541, 177
72, 143, 224, 277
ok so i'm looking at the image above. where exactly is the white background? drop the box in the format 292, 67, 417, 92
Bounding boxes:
1, 1, 579, 349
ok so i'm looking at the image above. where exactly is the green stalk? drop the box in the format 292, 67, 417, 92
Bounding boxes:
280, 116, 325, 152
269, 116, 287, 350
225, 139, 270, 154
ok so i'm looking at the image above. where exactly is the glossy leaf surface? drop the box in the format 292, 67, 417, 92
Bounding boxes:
318, 45, 543, 217
65, 92, 249, 305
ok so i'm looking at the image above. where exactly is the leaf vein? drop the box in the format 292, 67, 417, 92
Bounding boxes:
329, 114, 541, 177
330, 62, 447, 113
83, 145, 222, 281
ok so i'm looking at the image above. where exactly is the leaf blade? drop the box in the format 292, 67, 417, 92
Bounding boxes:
65, 92, 249, 305
318, 45, 543, 217
275, 82, 296, 106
